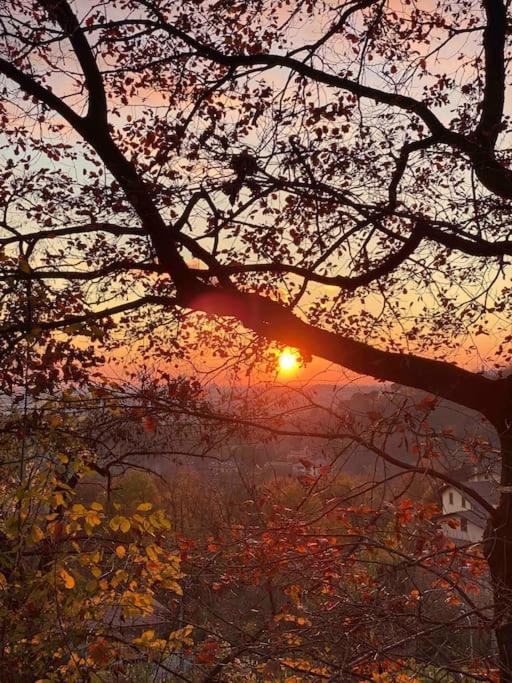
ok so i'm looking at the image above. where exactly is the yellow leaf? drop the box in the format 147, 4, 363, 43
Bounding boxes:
90, 502, 103, 511
60, 568, 75, 589
48, 415, 62, 428
91, 566, 102, 578
137, 502, 152, 512
145, 544, 158, 561
85, 511, 101, 527
162, 579, 183, 595
115, 545, 126, 558
119, 517, 131, 533
72, 504, 86, 515
31, 525, 44, 543
53, 492, 66, 507
132, 629, 157, 648
109, 517, 120, 531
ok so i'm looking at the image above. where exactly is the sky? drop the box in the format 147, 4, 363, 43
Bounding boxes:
2, 0, 510, 391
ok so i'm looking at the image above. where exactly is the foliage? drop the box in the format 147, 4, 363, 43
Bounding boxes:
0, 404, 190, 682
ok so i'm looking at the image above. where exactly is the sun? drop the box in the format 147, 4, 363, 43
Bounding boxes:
278, 348, 300, 374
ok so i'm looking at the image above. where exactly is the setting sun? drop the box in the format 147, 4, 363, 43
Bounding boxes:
278, 348, 300, 373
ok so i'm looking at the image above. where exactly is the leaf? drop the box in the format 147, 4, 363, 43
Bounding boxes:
31, 525, 44, 544
142, 415, 156, 432
53, 491, 66, 507
48, 414, 63, 428
137, 502, 152, 512
109, 516, 120, 531
296, 616, 311, 626
115, 545, 126, 558
85, 511, 102, 527
88, 638, 111, 666
60, 568, 75, 589
119, 517, 131, 533
162, 579, 183, 595
85, 579, 98, 593
145, 544, 158, 561
72, 503, 87, 515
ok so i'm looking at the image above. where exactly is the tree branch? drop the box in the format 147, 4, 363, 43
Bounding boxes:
207, 222, 424, 288
475, 0, 506, 148
147, 15, 449, 139
0, 55, 84, 132
0, 295, 175, 336
40, 0, 108, 127
0, 223, 144, 247
176, 285, 504, 422
1, 261, 161, 281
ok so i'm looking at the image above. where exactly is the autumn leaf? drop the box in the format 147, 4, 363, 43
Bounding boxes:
53, 491, 66, 507
88, 638, 111, 666
145, 544, 158, 561
31, 525, 44, 544
109, 516, 120, 531
142, 416, 156, 432
119, 517, 131, 533
60, 568, 75, 589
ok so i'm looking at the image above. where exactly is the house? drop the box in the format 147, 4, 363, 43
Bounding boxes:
438, 473, 498, 543
286, 447, 322, 478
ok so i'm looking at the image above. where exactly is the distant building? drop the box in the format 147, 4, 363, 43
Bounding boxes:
438, 471, 498, 543
286, 447, 322, 478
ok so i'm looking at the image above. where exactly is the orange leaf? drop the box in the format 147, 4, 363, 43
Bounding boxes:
60, 568, 75, 589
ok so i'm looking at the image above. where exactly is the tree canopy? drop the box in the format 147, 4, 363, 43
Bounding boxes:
2, 0, 512, 680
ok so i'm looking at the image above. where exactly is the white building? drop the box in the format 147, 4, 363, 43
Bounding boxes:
438, 475, 498, 543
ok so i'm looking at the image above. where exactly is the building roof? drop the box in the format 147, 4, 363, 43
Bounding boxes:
466, 480, 499, 506
442, 478, 498, 515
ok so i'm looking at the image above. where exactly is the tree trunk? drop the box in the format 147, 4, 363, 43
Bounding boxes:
485, 428, 512, 681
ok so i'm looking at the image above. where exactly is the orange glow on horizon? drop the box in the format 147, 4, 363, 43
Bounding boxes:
278, 348, 300, 374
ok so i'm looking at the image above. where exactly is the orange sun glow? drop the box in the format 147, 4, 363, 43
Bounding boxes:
278, 348, 300, 373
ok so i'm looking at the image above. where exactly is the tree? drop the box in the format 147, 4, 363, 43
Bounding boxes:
98, 378, 495, 680
0, 389, 191, 682
1, 0, 512, 676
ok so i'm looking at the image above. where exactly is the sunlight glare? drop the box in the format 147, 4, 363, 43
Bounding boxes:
278, 348, 300, 374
